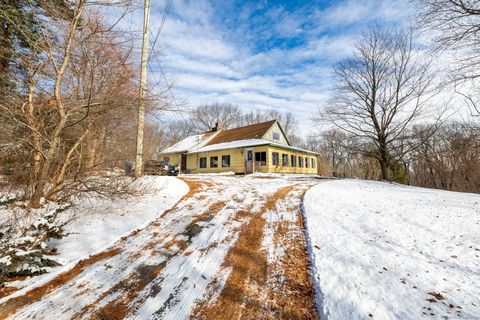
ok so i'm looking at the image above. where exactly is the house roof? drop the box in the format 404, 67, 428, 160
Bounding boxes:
161, 119, 318, 155
188, 138, 318, 155
161, 131, 218, 154
205, 119, 277, 146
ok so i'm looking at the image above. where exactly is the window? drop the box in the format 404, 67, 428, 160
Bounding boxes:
272, 152, 279, 166
163, 156, 170, 162
255, 152, 267, 165
282, 154, 289, 166
246, 150, 253, 161
272, 132, 280, 141
199, 157, 207, 168
299, 157, 304, 167
222, 155, 230, 167
306, 157, 309, 168
291, 155, 297, 167
311, 158, 316, 168
210, 156, 218, 168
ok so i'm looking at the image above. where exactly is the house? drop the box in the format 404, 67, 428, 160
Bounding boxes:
160, 119, 319, 174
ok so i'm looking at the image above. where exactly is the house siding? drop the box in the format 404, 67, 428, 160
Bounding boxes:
162, 153, 182, 167
263, 122, 289, 145
185, 148, 247, 173
262, 145, 317, 174
165, 144, 317, 174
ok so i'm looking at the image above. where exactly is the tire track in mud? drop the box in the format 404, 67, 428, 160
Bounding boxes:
191, 183, 319, 320
0, 177, 320, 320
0, 179, 217, 319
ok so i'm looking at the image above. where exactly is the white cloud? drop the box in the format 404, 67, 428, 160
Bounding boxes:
137, 0, 414, 136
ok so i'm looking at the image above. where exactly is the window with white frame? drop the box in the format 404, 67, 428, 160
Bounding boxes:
222, 155, 230, 167
291, 155, 296, 167
272, 152, 279, 166
255, 152, 267, 165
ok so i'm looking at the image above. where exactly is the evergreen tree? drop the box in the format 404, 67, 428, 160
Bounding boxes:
0, 0, 73, 90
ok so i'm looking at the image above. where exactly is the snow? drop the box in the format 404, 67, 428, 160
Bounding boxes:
182, 171, 236, 176
0, 176, 188, 293
0, 255, 12, 266
304, 179, 480, 319
49, 176, 187, 265
251, 172, 326, 179
161, 132, 216, 154
189, 138, 318, 154
191, 138, 270, 153
0, 175, 298, 319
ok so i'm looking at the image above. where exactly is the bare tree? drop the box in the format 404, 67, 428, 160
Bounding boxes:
0, 1, 156, 207
409, 121, 480, 193
417, 0, 480, 116
171, 106, 303, 146
316, 25, 437, 181
190, 103, 243, 131
241, 110, 300, 145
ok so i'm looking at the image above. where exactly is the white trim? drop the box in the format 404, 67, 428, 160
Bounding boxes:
186, 138, 318, 155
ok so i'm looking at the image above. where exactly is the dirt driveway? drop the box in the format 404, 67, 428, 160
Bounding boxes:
0, 175, 321, 319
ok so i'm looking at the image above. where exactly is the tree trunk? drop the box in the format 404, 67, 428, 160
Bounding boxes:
30, 180, 46, 208
378, 136, 390, 181
379, 158, 389, 181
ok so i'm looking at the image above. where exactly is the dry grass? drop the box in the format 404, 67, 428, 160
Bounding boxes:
0, 248, 121, 318
192, 185, 318, 320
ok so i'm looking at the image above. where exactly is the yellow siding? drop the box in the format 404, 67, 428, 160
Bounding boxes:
186, 148, 246, 173
161, 153, 182, 166
160, 145, 318, 174
263, 122, 289, 145
262, 145, 318, 174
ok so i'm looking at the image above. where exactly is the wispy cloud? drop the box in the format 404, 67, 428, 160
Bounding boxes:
145, 0, 412, 135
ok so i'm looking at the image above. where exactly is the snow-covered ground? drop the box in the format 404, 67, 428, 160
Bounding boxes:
304, 179, 480, 319
0, 175, 318, 319
1, 176, 188, 292
50, 176, 189, 265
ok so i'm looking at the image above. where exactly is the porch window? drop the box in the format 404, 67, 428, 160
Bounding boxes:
282, 154, 289, 166
291, 155, 296, 167
255, 152, 267, 165
299, 157, 304, 167
272, 152, 279, 166
210, 156, 218, 168
222, 155, 230, 167
199, 157, 207, 168
306, 157, 310, 168
311, 158, 316, 168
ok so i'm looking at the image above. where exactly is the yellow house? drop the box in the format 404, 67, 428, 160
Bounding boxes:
160, 120, 319, 174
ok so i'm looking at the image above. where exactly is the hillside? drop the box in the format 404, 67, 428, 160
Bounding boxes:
304, 179, 480, 319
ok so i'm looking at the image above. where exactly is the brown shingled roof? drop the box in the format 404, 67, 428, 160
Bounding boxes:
205, 119, 277, 146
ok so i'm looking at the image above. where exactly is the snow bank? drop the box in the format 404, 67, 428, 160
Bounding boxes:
49, 176, 188, 265
304, 179, 480, 319
251, 172, 325, 179
1, 176, 188, 292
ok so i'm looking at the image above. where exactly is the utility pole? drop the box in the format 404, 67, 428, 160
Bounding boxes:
134, 0, 150, 177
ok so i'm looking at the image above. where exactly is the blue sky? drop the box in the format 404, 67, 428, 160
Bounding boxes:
146, 0, 413, 133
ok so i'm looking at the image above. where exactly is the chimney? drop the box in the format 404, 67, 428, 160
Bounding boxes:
212, 122, 220, 132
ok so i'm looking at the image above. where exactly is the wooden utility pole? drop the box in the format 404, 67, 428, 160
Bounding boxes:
135, 0, 151, 177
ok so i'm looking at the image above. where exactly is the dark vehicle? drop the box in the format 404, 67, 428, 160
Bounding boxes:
143, 160, 179, 176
